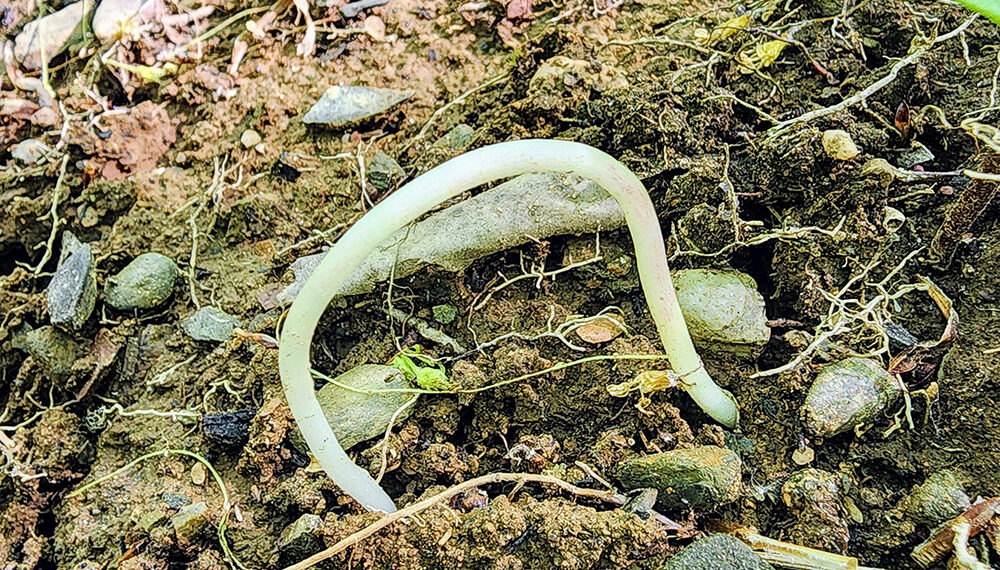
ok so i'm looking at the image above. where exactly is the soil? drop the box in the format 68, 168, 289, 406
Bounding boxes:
2, 0, 1000, 569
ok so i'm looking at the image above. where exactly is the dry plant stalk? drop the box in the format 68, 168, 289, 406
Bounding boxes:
280, 472, 680, 570
928, 152, 1000, 267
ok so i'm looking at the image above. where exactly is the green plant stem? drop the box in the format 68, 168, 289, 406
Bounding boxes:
312, 353, 673, 395
278, 139, 739, 514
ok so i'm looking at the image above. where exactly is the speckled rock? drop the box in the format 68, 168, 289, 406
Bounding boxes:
302, 85, 412, 126
432, 124, 474, 150
104, 253, 179, 310
900, 470, 970, 527
781, 469, 850, 553
664, 534, 774, 570
170, 502, 209, 550
673, 269, 770, 357
24, 326, 84, 379
276, 514, 324, 564
47, 234, 96, 329
802, 358, 901, 437
432, 304, 458, 324
617, 446, 742, 511
367, 151, 405, 191
181, 306, 240, 342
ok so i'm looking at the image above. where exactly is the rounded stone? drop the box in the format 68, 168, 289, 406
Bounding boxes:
802, 357, 901, 437
617, 446, 742, 511
23, 326, 84, 379
664, 534, 774, 570
673, 269, 770, 357
822, 129, 860, 160
92, 0, 145, 42
240, 129, 262, 148
900, 470, 970, 527
11, 139, 52, 164
104, 252, 179, 310
181, 306, 240, 342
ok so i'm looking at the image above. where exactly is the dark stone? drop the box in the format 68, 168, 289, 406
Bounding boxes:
162, 492, 192, 509
272, 153, 302, 182
202, 409, 256, 447
47, 233, 96, 329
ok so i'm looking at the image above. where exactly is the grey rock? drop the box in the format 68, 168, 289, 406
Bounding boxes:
277, 513, 324, 563
433, 124, 474, 150
802, 358, 901, 437
340, 0, 390, 19
891, 141, 935, 169
11, 139, 52, 164
367, 150, 405, 191
617, 446, 742, 511
47, 234, 96, 329
24, 326, 84, 379
900, 470, 970, 527
302, 85, 413, 126
664, 534, 773, 570
161, 492, 192, 509
279, 172, 626, 303
14, 2, 89, 70
170, 502, 209, 549
673, 269, 770, 357
92, 0, 146, 42
432, 304, 458, 324
104, 253, 179, 310
181, 306, 240, 342
300, 365, 415, 450
58, 231, 85, 263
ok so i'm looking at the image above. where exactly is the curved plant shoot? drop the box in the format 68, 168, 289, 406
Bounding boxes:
278, 139, 740, 513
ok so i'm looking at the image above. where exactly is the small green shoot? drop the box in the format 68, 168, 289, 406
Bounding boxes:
391, 346, 450, 391
101, 57, 177, 84
280, 139, 740, 514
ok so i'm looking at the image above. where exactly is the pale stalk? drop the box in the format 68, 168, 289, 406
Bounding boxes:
278, 139, 739, 513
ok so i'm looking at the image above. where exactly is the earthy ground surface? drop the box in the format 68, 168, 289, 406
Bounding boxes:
3, 0, 1000, 568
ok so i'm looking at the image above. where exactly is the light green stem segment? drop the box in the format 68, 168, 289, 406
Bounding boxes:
278, 139, 740, 513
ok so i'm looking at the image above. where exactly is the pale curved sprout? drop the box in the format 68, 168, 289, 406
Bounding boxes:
278, 139, 740, 513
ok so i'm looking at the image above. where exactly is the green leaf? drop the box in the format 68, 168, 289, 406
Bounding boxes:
957, 0, 1000, 25
391, 346, 450, 391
